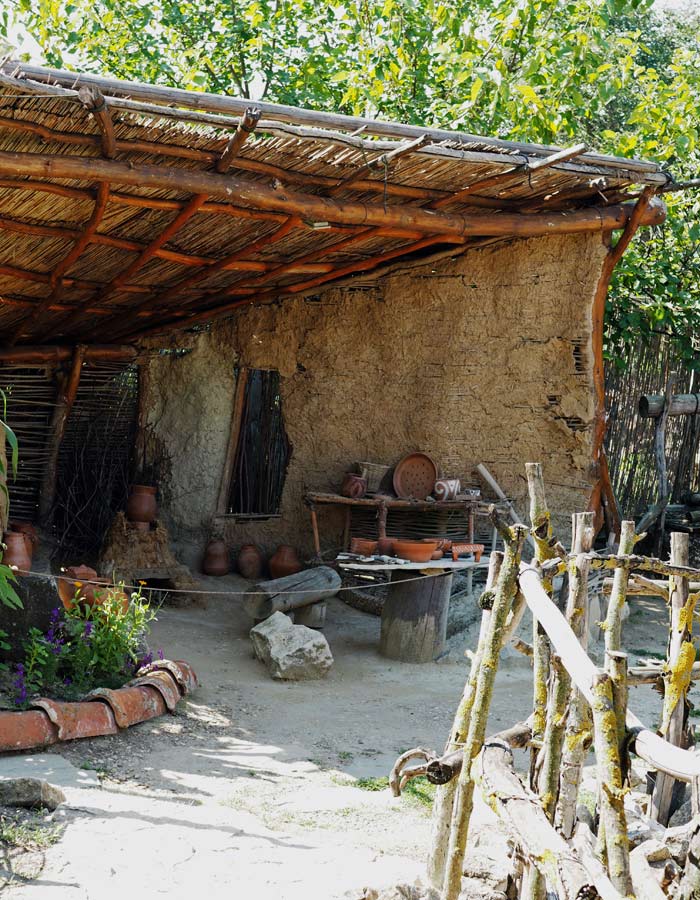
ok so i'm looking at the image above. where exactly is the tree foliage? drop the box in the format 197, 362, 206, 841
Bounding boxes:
4, 0, 700, 367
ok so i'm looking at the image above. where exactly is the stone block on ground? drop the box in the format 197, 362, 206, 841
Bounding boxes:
0, 777, 65, 810
250, 611, 333, 680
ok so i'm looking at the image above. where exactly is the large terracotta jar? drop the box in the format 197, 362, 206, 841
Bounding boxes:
203, 539, 230, 576
126, 485, 158, 524
2, 531, 32, 573
268, 545, 302, 580
237, 543, 262, 580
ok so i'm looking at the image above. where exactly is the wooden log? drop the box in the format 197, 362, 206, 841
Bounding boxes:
479, 723, 624, 900
379, 570, 452, 663
0, 345, 138, 364
442, 524, 526, 900
628, 661, 700, 685
0, 151, 667, 239
243, 566, 341, 619
591, 672, 631, 894
639, 393, 700, 418
652, 532, 694, 825
78, 86, 117, 158
606, 651, 629, 778
37, 344, 85, 527
517, 562, 700, 782
426, 553, 502, 891
537, 654, 570, 821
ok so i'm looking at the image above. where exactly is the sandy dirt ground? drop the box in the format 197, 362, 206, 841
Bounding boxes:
0, 577, 680, 899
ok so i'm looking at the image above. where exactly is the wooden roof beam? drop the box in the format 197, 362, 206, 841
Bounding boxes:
9, 62, 665, 177
0, 152, 667, 241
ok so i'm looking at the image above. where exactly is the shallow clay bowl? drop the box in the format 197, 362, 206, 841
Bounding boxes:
394, 540, 439, 563
350, 538, 378, 556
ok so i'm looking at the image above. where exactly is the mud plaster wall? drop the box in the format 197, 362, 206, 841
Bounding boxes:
141, 231, 607, 566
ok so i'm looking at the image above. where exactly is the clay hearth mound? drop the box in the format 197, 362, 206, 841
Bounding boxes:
0, 659, 198, 754
99, 512, 202, 607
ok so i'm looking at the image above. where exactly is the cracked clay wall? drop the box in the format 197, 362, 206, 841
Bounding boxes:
141, 231, 607, 565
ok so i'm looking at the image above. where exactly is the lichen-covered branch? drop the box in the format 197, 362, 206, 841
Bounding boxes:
441, 524, 526, 900
652, 531, 695, 825
426, 551, 503, 890
604, 520, 637, 654
591, 672, 631, 895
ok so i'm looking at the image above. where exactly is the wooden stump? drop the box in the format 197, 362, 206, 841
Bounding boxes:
379, 571, 451, 663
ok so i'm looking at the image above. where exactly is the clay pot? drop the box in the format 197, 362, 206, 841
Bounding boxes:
58, 565, 128, 613
9, 521, 39, 548
237, 543, 262, 580
268, 545, 302, 580
2, 530, 32, 572
350, 537, 378, 556
433, 479, 461, 502
393, 540, 439, 563
340, 473, 367, 499
126, 485, 157, 524
202, 539, 230, 576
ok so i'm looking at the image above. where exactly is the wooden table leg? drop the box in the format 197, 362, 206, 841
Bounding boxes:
379, 570, 452, 663
310, 505, 322, 560
378, 501, 388, 539
467, 505, 475, 595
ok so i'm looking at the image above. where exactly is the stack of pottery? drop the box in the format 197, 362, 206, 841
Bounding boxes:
237, 543, 263, 580
126, 485, 157, 530
268, 545, 302, 579
2, 530, 32, 573
58, 565, 128, 613
202, 539, 230, 576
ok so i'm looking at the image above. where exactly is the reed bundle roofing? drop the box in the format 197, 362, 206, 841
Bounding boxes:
0, 61, 669, 344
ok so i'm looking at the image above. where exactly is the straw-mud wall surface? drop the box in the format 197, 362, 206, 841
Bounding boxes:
141, 232, 607, 566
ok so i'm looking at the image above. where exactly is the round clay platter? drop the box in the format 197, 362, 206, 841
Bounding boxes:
392, 452, 438, 500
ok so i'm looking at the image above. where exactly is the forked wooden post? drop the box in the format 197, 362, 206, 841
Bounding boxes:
652, 531, 694, 825
441, 522, 526, 900
426, 551, 503, 891
604, 520, 637, 654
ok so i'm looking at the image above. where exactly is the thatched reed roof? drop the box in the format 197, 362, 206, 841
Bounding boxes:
0, 61, 668, 345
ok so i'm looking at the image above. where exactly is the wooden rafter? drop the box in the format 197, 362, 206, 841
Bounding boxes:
326, 134, 428, 196
34, 108, 262, 339
78, 86, 117, 158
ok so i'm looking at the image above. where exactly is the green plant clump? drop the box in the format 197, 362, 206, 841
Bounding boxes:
11, 587, 159, 706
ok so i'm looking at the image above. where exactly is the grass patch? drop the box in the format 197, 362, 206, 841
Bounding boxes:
0, 812, 63, 851
354, 775, 435, 810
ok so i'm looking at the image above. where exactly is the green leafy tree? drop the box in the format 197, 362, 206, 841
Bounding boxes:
4, 0, 700, 366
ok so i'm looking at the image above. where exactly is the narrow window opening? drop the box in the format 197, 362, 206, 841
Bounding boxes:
226, 368, 291, 517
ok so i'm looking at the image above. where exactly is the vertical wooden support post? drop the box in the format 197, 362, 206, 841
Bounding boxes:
427, 552, 502, 891
591, 671, 631, 895
217, 366, 249, 515
38, 343, 86, 528
604, 520, 637, 654
442, 523, 526, 900
309, 506, 321, 560
556, 511, 595, 838
652, 531, 694, 825
606, 651, 629, 767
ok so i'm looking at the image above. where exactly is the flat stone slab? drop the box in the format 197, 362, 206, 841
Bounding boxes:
0, 753, 100, 790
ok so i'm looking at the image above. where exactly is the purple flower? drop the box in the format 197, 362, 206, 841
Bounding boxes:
12, 664, 27, 705
50, 607, 61, 623
83, 621, 94, 639
63, 676, 72, 686
157, 648, 164, 660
